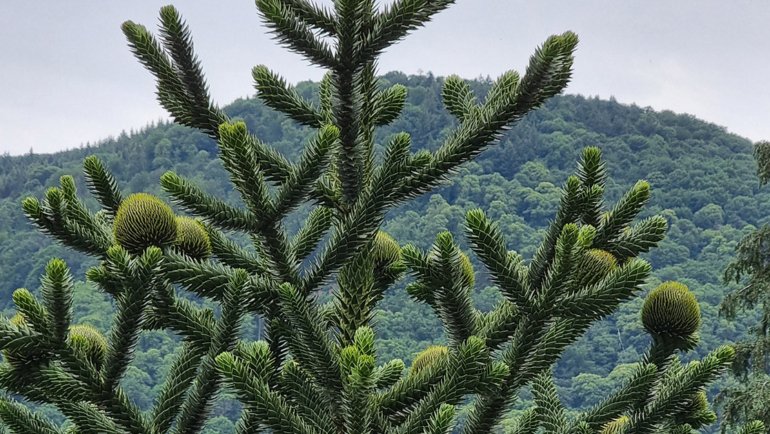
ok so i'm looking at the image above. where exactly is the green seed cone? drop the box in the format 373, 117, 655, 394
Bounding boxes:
411, 345, 448, 373
372, 230, 401, 268
641, 282, 701, 347
371, 231, 407, 288
68, 324, 107, 370
113, 193, 176, 253
174, 216, 212, 260
575, 249, 617, 288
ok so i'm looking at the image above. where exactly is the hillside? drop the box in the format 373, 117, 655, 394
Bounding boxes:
0, 72, 763, 421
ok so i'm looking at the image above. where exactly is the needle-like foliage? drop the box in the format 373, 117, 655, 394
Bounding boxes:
0, 2, 759, 433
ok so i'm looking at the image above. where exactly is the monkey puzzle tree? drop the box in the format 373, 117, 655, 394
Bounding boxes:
0, 1, 756, 433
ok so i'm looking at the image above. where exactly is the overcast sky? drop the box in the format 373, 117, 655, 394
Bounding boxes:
1, 1, 768, 155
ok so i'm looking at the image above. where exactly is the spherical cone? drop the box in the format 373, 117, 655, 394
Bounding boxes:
174, 216, 212, 260
113, 193, 176, 254
411, 345, 448, 373
601, 416, 630, 434
641, 282, 701, 346
372, 231, 401, 268
575, 249, 617, 288
68, 324, 107, 369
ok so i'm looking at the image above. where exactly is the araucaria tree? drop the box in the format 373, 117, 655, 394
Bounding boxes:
0, 2, 760, 434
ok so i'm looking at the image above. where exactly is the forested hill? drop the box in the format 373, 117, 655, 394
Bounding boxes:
0, 72, 764, 414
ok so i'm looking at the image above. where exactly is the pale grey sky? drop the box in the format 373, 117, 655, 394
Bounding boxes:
1, 1, 768, 155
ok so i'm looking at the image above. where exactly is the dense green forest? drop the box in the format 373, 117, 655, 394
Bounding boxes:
0, 73, 762, 430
